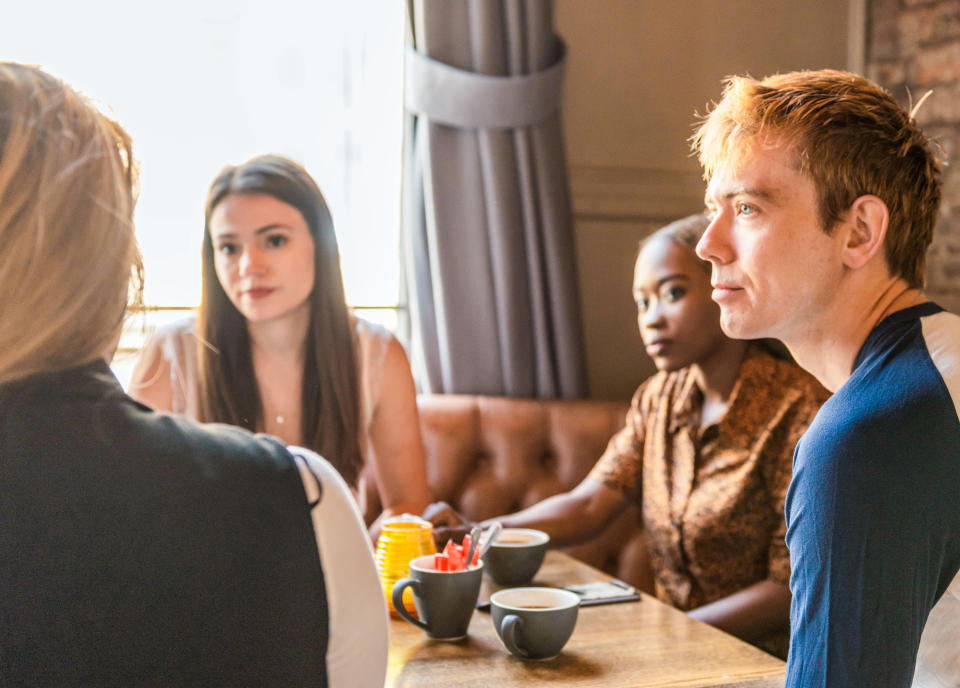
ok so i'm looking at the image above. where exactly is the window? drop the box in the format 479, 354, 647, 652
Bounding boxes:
2, 1, 405, 387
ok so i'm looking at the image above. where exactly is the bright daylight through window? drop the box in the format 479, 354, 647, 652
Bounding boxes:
1, 1, 405, 387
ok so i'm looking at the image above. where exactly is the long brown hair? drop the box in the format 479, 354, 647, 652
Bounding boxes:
196, 155, 362, 487
0, 62, 142, 384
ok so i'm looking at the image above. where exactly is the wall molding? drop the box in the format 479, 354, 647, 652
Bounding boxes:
569, 165, 706, 221
848, 0, 867, 75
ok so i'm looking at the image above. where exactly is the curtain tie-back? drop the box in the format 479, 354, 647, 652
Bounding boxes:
404, 42, 566, 129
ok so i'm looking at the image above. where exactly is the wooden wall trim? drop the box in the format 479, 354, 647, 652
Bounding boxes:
847, 0, 867, 75
569, 165, 705, 222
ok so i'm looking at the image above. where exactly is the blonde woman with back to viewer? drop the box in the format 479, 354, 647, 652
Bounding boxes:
0, 62, 387, 687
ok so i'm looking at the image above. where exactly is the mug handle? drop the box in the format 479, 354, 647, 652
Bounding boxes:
392, 578, 429, 631
499, 614, 530, 658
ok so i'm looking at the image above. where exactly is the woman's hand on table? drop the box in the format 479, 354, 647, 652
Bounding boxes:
422, 501, 474, 547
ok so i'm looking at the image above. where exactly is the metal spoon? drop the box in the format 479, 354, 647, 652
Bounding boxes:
465, 525, 482, 569
475, 521, 503, 561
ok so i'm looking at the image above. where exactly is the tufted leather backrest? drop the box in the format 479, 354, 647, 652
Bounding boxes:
912, 570, 960, 687
366, 394, 653, 591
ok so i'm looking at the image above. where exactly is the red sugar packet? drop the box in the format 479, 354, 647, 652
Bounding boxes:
439, 538, 478, 571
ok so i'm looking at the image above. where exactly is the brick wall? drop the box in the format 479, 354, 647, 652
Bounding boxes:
868, 0, 960, 313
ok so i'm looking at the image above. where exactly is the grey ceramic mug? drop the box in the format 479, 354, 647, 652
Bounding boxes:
490, 587, 580, 659
392, 555, 483, 641
481, 528, 549, 586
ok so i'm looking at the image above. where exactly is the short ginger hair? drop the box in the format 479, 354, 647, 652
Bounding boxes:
692, 69, 942, 288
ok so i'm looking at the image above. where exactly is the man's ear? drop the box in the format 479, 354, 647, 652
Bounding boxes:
841, 195, 888, 271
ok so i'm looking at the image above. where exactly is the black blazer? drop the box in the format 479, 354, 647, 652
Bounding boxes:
0, 360, 328, 687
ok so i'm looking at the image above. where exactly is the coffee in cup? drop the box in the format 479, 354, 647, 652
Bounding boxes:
391, 554, 483, 641
481, 528, 549, 586
490, 587, 580, 659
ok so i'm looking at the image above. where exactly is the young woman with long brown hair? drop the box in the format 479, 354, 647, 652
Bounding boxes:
131, 155, 430, 533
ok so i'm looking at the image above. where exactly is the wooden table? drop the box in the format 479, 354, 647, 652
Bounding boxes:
386, 550, 785, 688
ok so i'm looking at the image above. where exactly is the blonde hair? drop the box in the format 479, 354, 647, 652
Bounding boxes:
0, 62, 142, 384
692, 69, 942, 288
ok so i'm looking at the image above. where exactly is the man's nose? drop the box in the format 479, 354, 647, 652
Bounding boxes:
695, 212, 731, 265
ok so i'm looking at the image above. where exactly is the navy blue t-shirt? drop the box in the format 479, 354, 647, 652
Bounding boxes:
785, 303, 960, 687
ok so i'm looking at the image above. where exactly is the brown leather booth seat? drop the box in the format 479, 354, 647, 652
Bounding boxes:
414, 394, 653, 592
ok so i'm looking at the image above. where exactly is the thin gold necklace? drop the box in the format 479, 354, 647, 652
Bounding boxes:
259, 387, 288, 427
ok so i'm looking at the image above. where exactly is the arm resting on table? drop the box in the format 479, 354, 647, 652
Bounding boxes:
366, 336, 431, 539
687, 579, 791, 644
481, 477, 630, 549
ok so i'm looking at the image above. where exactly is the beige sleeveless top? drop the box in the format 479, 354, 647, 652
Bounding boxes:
141, 315, 392, 520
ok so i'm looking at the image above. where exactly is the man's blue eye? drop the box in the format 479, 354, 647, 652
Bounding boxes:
738, 203, 754, 215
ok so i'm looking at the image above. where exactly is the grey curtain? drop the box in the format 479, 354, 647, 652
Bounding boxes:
402, 0, 587, 398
